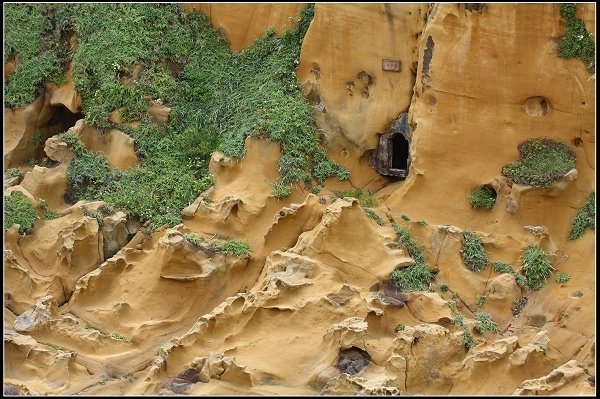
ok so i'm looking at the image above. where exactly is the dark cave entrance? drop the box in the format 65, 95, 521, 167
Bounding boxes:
391, 133, 409, 170
44, 104, 85, 132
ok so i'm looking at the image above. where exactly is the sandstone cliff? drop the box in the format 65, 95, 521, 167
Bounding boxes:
3, 3, 595, 396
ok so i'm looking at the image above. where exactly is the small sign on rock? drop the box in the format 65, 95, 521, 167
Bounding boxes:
382, 59, 402, 72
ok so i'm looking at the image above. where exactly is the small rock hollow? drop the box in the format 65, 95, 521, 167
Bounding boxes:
337, 347, 371, 375
524, 96, 551, 117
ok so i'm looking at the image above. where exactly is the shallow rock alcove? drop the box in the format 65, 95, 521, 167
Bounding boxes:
337, 347, 371, 375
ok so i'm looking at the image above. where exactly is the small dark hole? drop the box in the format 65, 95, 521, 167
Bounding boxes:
573, 138, 583, 147
582, 101, 586, 105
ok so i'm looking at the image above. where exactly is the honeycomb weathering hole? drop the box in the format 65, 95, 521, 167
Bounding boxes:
337, 347, 370, 375
524, 96, 551, 117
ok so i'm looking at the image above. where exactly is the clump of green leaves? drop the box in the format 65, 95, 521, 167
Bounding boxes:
555, 272, 571, 284
512, 297, 528, 315
417, 220, 428, 226
439, 284, 449, 292
558, 3, 595, 73
38, 199, 59, 220
111, 332, 129, 343
501, 138, 576, 188
521, 245, 554, 291
474, 312, 498, 334
568, 191, 595, 240
454, 314, 474, 350
210, 239, 251, 257
476, 295, 486, 306
469, 185, 497, 210
4, 191, 37, 234
336, 187, 377, 207
273, 181, 293, 199
362, 207, 384, 226
183, 233, 203, 247
394, 324, 406, 333
5, 168, 24, 179
4, 4, 68, 107
461, 231, 488, 273
491, 261, 514, 274
390, 222, 431, 292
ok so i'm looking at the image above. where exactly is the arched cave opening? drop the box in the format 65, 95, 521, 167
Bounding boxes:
337, 347, 371, 375
391, 133, 409, 170
43, 104, 85, 132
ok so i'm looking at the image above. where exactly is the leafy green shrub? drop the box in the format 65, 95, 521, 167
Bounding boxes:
491, 261, 514, 274
501, 138, 576, 188
568, 191, 595, 240
461, 231, 488, 272
210, 239, 251, 257
521, 245, 554, 290
273, 180, 292, 199
111, 332, 129, 343
394, 324, 406, 333
453, 314, 474, 349
5, 168, 24, 179
555, 272, 571, 284
390, 223, 431, 292
417, 220, 428, 226
336, 187, 377, 207
183, 233, 203, 247
469, 185, 497, 209
439, 284, 449, 292
362, 207, 384, 226
4, 191, 37, 234
474, 312, 498, 334
558, 3, 595, 73
4, 4, 67, 108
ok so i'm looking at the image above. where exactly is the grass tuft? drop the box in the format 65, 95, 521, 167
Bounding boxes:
568, 191, 595, 240
461, 231, 488, 273
4, 191, 37, 234
521, 245, 553, 291
469, 185, 497, 210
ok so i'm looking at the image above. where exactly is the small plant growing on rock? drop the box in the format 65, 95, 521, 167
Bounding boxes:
469, 185, 497, 210
394, 324, 406, 333
491, 261, 514, 274
558, 3, 595, 73
362, 207, 384, 226
568, 191, 595, 240
501, 138, 576, 188
389, 223, 431, 292
210, 239, 251, 257
476, 295, 486, 306
453, 314, 474, 349
439, 284, 449, 292
521, 245, 553, 291
111, 332, 129, 343
183, 233, 203, 247
272, 180, 292, 199
474, 312, 498, 334
4, 191, 37, 234
461, 231, 488, 273
335, 187, 377, 207
5, 168, 24, 179
555, 272, 571, 284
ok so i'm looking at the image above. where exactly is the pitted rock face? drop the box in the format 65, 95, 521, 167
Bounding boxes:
337, 347, 370, 375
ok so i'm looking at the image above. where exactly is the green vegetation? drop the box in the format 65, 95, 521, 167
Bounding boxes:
362, 207, 384, 226
460, 231, 488, 273
38, 199, 59, 220
417, 220, 428, 226
6, 4, 346, 229
4, 191, 37, 234
273, 180, 293, 199
558, 3, 595, 73
476, 295, 486, 306
555, 272, 572, 284
474, 312, 498, 334
512, 297, 528, 315
521, 245, 554, 291
501, 138, 576, 188
51, 344, 66, 352
568, 191, 595, 240
335, 187, 377, 207
401, 214, 410, 222
439, 284, 449, 292
468, 185, 497, 210
183, 233, 204, 246
4, 4, 69, 107
389, 222, 431, 292
5, 168, 24, 180
491, 261, 513, 274
453, 314, 474, 350
111, 332, 129, 343
538, 343, 548, 355
210, 239, 251, 257
394, 324, 406, 333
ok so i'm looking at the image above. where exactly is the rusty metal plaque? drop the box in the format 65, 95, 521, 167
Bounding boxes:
382, 59, 402, 72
